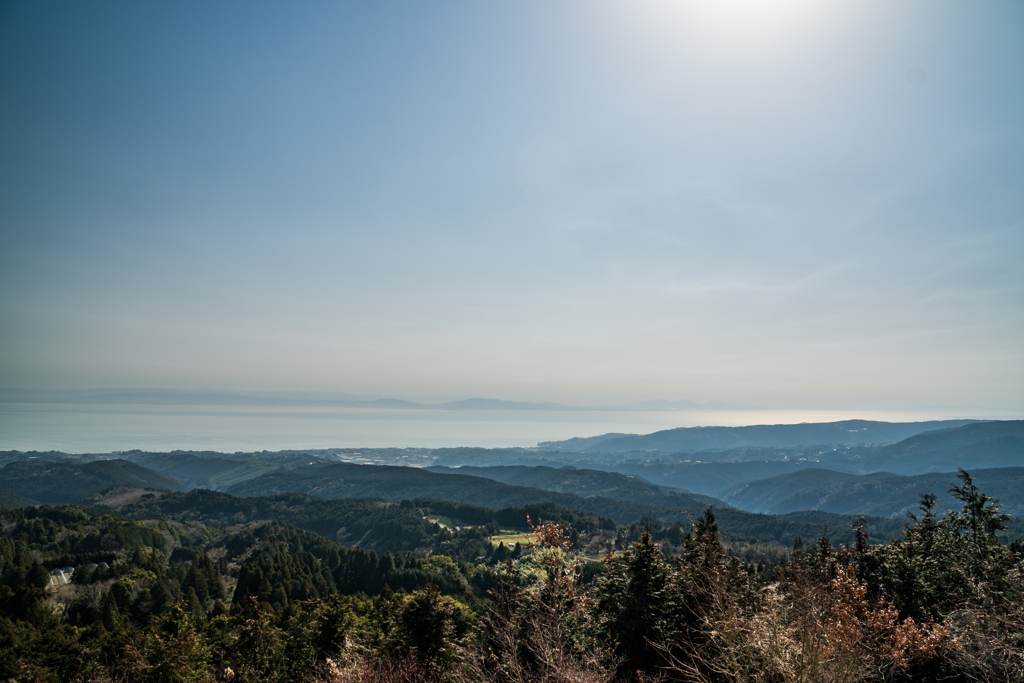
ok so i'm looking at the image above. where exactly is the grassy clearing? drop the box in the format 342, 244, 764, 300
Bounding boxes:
488, 531, 537, 547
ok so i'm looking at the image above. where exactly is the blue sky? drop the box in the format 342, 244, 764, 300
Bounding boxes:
1, 0, 1022, 410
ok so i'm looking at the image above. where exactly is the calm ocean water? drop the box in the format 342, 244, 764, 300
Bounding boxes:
0, 403, 992, 454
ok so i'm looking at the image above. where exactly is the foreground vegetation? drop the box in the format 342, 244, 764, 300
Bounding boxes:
1, 471, 1022, 682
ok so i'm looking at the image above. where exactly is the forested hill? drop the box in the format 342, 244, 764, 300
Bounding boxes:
0, 488, 38, 509
722, 466, 1024, 518
541, 418, 981, 453
856, 420, 1024, 474
124, 451, 299, 490
89, 487, 616, 552
425, 464, 722, 508
0, 455, 905, 544
526, 420, 1024, 498
219, 463, 907, 545
3, 474, 1021, 682
223, 462, 725, 523
0, 459, 186, 504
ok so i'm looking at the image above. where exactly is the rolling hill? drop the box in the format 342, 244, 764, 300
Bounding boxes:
721, 466, 1024, 519
720, 468, 862, 513
425, 464, 722, 508
0, 488, 38, 509
541, 419, 981, 453
531, 421, 1024, 497
223, 462, 724, 523
854, 420, 1024, 474
222, 462, 910, 545
0, 459, 186, 504
588, 460, 818, 497
125, 452, 297, 490
89, 487, 617, 552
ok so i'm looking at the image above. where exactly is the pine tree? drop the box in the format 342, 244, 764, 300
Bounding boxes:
597, 529, 675, 675
947, 469, 1013, 578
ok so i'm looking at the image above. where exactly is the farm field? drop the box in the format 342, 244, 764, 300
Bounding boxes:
488, 531, 537, 547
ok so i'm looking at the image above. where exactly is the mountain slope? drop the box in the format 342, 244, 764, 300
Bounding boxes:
425, 465, 722, 508
593, 460, 821, 497
856, 421, 1024, 474
125, 452, 287, 490
0, 488, 38, 509
548, 419, 980, 454
91, 488, 615, 552
721, 468, 861, 513
224, 462, 724, 523
537, 434, 633, 451
223, 462, 913, 544
722, 467, 1024, 518
0, 459, 186, 504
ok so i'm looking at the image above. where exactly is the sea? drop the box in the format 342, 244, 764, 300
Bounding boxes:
0, 403, 1008, 454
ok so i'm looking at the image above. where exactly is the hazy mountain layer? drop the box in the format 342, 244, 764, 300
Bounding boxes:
722, 467, 1024, 519
721, 468, 862, 513
543, 419, 981, 453
855, 420, 1024, 474
574, 460, 828, 497
521, 421, 1024, 497
536, 434, 634, 452
425, 464, 722, 508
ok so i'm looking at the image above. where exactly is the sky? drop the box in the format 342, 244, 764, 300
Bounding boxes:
1, 0, 1022, 412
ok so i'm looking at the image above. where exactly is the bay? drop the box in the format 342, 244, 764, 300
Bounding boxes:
0, 402, 989, 454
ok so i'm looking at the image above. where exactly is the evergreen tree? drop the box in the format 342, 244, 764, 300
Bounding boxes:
228, 596, 286, 683
394, 584, 459, 674
946, 468, 1014, 583
597, 529, 676, 676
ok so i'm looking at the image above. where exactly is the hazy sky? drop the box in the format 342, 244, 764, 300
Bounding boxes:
1, 0, 1022, 410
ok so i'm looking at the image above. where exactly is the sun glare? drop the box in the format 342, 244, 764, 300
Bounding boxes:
643, 0, 838, 58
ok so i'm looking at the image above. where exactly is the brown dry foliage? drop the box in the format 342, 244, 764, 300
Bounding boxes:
305, 655, 433, 683
819, 566, 955, 671
662, 565, 958, 683
526, 516, 573, 554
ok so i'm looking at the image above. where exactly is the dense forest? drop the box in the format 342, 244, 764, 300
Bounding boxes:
1, 469, 1022, 681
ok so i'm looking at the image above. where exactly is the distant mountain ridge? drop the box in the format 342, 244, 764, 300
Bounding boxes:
537, 434, 635, 451
524, 421, 1024, 499
541, 419, 983, 453
721, 466, 1024, 519
857, 420, 1024, 474
3, 420, 1019, 540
